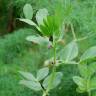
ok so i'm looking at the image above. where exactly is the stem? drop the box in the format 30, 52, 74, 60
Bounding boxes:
46, 35, 57, 93
53, 35, 56, 65
70, 23, 77, 41
42, 91, 48, 96
88, 90, 91, 96
87, 77, 91, 96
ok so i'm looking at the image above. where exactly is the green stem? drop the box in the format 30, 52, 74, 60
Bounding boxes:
87, 77, 91, 96
46, 35, 57, 93
42, 91, 48, 96
88, 90, 91, 96
53, 36, 56, 65
70, 23, 77, 41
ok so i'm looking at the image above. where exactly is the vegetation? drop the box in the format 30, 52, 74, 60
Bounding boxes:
0, 0, 96, 96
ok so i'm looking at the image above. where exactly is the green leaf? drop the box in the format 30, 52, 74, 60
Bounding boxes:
23, 4, 33, 19
76, 87, 86, 93
78, 62, 96, 79
43, 72, 63, 90
26, 35, 52, 46
19, 18, 36, 26
19, 19, 40, 31
78, 63, 88, 79
19, 80, 42, 91
80, 46, 96, 62
36, 8, 48, 25
73, 76, 86, 90
58, 41, 78, 62
19, 71, 36, 81
37, 67, 49, 81
88, 62, 96, 76
39, 16, 60, 37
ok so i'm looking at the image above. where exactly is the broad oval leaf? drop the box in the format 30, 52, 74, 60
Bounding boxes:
36, 8, 48, 25
26, 35, 52, 47
19, 80, 42, 91
37, 67, 49, 81
23, 4, 33, 19
73, 76, 87, 93
19, 71, 36, 81
80, 46, 96, 62
73, 76, 86, 89
43, 72, 63, 90
78, 63, 88, 79
58, 41, 78, 62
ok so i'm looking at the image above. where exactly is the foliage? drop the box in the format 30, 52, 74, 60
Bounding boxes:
18, 2, 96, 96
0, 0, 96, 96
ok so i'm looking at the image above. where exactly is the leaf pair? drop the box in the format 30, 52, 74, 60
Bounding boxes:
23, 4, 48, 24
19, 67, 49, 91
73, 46, 96, 94
20, 3, 64, 39
73, 62, 96, 93
19, 68, 63, 92
20, 4, 49, 35
73, 74, 96, 93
